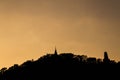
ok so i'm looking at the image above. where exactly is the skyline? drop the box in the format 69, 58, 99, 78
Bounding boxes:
0, 0, 120, 68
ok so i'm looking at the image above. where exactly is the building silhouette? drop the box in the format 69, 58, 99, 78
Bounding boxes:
103, 51, 110, 63
54, 47, 58, 55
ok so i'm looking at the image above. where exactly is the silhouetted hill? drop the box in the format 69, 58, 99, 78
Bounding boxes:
0, 51, 120, 80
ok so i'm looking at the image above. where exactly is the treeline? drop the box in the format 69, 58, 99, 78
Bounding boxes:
0, 51, 120, 80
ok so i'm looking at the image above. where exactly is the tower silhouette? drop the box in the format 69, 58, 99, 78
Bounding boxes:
103, 51, 110, 63
54, 47, 58, 55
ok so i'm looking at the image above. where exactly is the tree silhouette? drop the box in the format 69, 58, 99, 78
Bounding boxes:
0, 51, 119, 80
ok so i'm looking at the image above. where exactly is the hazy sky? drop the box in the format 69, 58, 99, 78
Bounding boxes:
0, 0, 120, 68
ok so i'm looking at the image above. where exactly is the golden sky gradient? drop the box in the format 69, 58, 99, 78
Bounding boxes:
0, 0, 120, 68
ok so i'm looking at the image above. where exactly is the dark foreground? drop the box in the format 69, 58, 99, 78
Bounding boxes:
0, 52, 120, 79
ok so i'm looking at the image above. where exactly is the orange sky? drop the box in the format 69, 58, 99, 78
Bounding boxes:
0, 0, 120, 68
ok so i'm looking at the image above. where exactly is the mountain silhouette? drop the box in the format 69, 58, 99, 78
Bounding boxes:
0, 50, 120, 79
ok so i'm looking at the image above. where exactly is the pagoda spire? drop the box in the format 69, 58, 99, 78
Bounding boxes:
54, 47, 58, 55
103, 51, 110, 63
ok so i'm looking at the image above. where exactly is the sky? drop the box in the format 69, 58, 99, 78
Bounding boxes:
0, 0, 120, 68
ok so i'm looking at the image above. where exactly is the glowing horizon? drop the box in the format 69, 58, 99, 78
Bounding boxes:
0, 0, 120, 68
